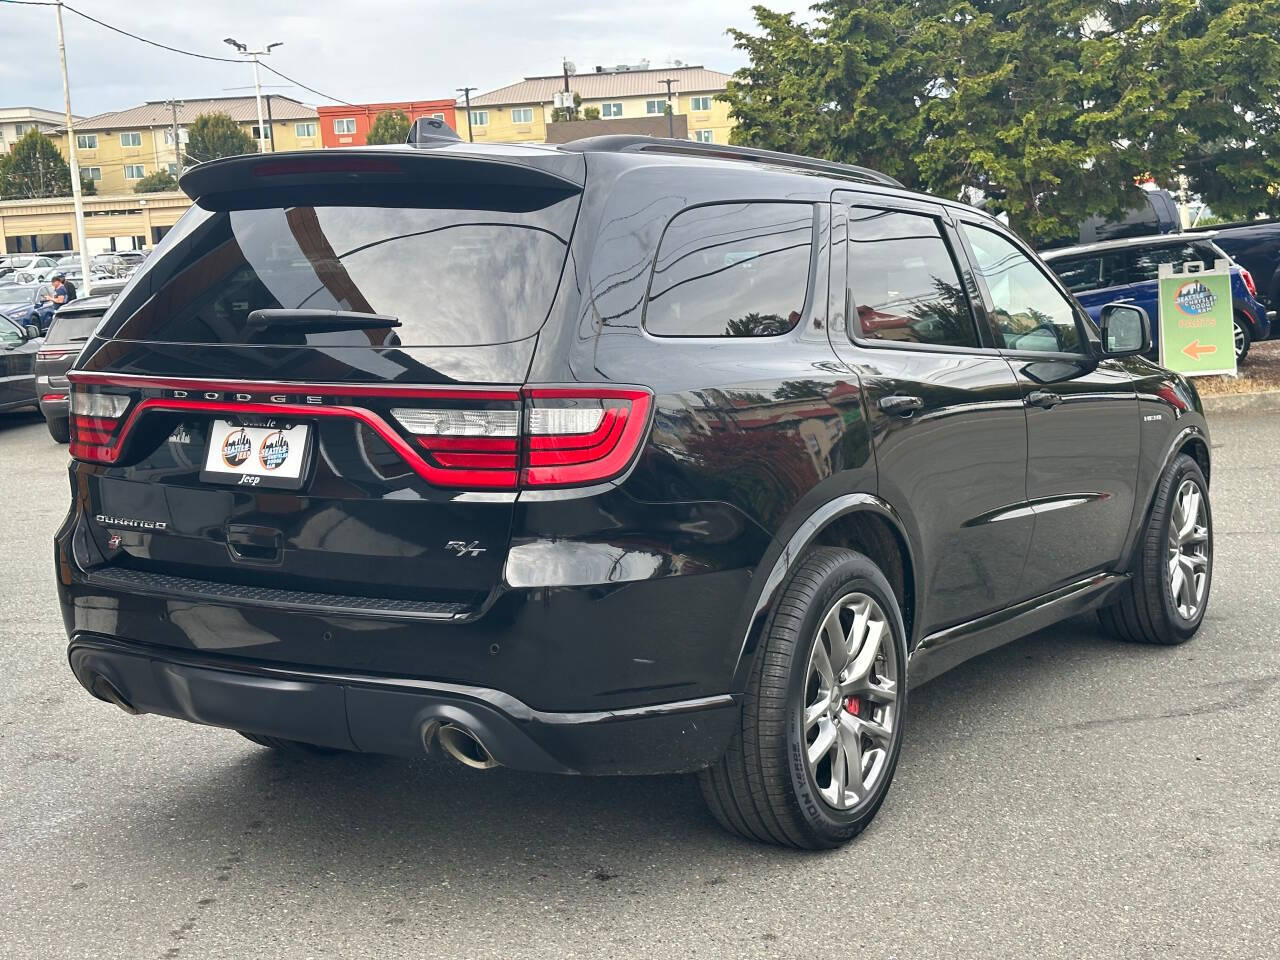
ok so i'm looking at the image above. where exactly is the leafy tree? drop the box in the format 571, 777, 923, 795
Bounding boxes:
185, 112, 256, 164
0, 129, 74, 199
582, 105, 601, 120
366, 109, 411, 145
134, 170, 178, 193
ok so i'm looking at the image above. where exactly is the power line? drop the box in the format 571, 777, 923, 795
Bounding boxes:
257, 61, 358, 108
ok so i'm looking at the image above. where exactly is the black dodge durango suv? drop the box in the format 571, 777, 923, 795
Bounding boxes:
57, 135, 1213, 848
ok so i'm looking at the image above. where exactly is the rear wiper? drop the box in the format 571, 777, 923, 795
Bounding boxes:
245, 309, 401, 333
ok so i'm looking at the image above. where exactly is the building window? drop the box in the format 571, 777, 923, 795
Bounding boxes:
511, 107, 534, 124
84, 166, 102, 181
690, 96, 712, 111
124, 164, 145, 179
76, 134, 97, 150
251, 125, 273, 141
430, 113, 445, 121
167, 163, 180, 176
162, 127, 188, 145
646, 99, 667, 115
333, 118, 356, 135
601, 102, 623, 118
120, 132, 142, 147
694, 130, 714, 143
295, 121, 317, 138
470, 110, 489, 126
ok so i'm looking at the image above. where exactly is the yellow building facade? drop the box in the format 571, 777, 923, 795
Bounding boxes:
458, 66, 735, 145
50, 96, 320, 196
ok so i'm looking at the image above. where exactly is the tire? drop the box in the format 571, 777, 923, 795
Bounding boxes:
699, 547, 908, 848
46, 417, 70, 444
237, 731, 343, 754
1099, 453, 1212, 645
1234, 315, 1252, 363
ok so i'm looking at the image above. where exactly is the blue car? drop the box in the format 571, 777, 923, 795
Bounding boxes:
1041, 233, 1270, 362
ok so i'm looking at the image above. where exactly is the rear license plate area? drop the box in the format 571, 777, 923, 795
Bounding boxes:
200, 417, 313, 491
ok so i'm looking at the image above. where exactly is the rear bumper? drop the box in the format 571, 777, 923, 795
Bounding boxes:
68, 634, 740, 775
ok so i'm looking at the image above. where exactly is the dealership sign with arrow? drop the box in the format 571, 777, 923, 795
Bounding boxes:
1157, 260, 1237, 377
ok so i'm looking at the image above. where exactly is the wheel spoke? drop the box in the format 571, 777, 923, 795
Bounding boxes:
848, 714, 892, 749
831, 736, 848, 800
844, 673, 897, 704
837, 719, 866, 801
807, 717, 838, 767
1178, 487, 1201, 541
820, 606, 848, 675
1169, 563, 1186, 611
810, 635, 836, 690
803, 696, 829, 730
846, 613, 885, 685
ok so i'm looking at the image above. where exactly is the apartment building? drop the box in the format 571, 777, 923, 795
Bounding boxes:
317, 100, 457, 147
51, 96, 320, 195
1, 107, 72, 153
456, 64, 734, 145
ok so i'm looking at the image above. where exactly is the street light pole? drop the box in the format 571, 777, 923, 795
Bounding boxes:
457, 87, 476, 142
225, 38, 283, 154
54, 1, 92, 294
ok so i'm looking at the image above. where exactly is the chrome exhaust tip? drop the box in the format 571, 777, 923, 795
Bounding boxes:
434, 722, 500, 770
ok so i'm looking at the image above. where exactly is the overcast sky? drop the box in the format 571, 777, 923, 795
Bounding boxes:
0, 1, 808, 118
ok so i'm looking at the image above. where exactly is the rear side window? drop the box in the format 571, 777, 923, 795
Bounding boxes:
105, 188, 579, 347
846, 208, 979, 348
1049, 251, 1127, 293
645, 202, 813, 337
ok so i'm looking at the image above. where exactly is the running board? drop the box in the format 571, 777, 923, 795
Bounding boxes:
907, 573, 1129, 688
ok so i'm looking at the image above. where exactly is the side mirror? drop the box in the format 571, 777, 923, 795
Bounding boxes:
23, 324, 41, 341
1098, 303, 1151, 357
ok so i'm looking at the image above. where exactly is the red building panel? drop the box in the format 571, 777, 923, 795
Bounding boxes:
317, 100, 457, 148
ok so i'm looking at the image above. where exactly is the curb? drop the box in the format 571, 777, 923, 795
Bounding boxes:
1200, 389, 1280, 414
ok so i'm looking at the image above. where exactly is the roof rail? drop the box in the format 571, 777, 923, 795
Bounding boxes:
557, 135, 904, 188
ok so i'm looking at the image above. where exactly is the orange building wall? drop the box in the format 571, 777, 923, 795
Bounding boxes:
317, 100, 457, 147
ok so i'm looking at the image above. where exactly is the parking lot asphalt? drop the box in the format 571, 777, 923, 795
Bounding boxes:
0, 405, 1276, 960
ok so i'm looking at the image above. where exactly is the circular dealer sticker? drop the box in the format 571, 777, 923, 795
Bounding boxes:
258, 430, 290, 471
1173, 280, 1217, 316
221, 429, 253, 468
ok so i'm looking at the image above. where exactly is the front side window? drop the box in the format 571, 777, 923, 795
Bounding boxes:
124, 164, 145, 179
120, 131, 142, 147
646, 202, 813, 337
511, 107, 534, 124
333, 118, 356, 134
646, 99, 666, 115
690, 96, 712, 111
847, 208, 979, 348
1127, 242, 1220, 284
76, 134, 97, 149
962, 223, 1083, 354
602, 102, 623, 118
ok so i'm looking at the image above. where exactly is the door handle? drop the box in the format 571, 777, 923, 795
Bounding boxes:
879, 394, 924, 417
1026, 390, 1063, 409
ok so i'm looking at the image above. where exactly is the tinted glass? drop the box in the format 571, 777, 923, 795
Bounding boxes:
962, 224, 1084, 354
1127, 242, 1219, 284
0, 285, 36, 306
1048, 251, 1127, 293
105, 188, 579, 347
46, 308, 107, 343
646, 202, 813, 337
846, 208, 978, 348
0, 318, 20, 344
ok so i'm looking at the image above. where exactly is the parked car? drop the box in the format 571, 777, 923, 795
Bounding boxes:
59, 138, 1213, 848
0, 313, 42, 413
37, 293, 119, 442
0, 254, 58, 282
1189, 219, 1280, 315
0, 282, 43, 323
1040, 233, 1270, 361
90, 254, 130, 278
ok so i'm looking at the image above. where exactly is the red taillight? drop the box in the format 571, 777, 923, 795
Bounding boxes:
41, 393, 67, 403
37, 349, 76, 362
1242, 268, 1257, 298
522, 388, 652, 488
68, 389, 133, 463
65, 376, 653, 491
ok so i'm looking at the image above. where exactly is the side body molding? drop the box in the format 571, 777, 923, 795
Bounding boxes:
730, 493, 915, 690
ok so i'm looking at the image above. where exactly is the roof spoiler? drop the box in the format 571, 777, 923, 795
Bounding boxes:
178, 147, 584, 205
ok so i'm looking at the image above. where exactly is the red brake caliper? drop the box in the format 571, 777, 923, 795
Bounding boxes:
843, 696, 862, 716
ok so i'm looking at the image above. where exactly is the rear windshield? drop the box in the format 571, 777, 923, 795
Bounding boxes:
103, 186, 579, 347
47, 308, 107, 343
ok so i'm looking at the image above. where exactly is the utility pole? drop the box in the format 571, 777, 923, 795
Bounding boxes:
55, 1, 92, 293
660, 78, 678, 138
264, 95, 275, 152
457, 86, 477, 142
165, 99, 184, 176
225, 38, 283, 153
